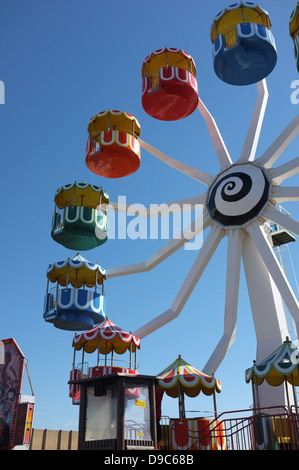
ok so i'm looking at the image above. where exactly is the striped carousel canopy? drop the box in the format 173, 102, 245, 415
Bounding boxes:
54, 182, 110, 209
47, 254, 106, 288
72, 318, 141, 355
142, 47, 197, 77
210, 2, 272, 43
158, 355, 222, 398
245, 338, 299, 387
87, 109, 141, 138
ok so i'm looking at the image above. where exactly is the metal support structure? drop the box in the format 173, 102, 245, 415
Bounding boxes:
203, 229, 244, 374
238, 79, 268, 163
242, 231, 294, 409
134, 224, 225, 338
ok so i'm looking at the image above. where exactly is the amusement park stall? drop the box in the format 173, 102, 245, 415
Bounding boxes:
0, 339, 34, 450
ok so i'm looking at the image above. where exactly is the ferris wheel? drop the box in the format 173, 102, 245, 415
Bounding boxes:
45, 2, 299, 410
103, 4, 299, 408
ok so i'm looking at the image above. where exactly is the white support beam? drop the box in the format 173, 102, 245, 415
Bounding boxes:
263, 205, 299, 237
271, 186, 299, 203
242, 229, 293, 409
246, 222, 299, 338
203, 229, 244, 375
139, 139, 214, 186
106, 209, 211, 278
238, 80, 268, 163
268, 156, 299, 185
133, 224, 225, 338
255, 114, 299, 168
197, 97, 232, 170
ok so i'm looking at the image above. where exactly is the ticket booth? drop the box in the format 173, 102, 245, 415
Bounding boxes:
70, 373, 158, 450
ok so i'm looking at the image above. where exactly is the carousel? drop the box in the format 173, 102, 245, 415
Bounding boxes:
68, 320, 160, 450
157, 355, 226, 450
69, 317, 141, 405
246, 337, 299, 411
245, 338, 299, 449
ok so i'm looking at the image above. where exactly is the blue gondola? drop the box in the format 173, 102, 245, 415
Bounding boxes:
211, 2, 277, 85
44, 254, 106, 331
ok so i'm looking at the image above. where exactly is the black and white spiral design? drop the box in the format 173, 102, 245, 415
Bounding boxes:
207, 164, 270, 227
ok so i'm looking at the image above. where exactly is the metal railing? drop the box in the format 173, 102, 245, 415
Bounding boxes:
160, 407, 299, 450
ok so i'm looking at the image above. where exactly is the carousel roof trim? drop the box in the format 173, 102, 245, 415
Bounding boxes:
245, 338, 299, 386
54, 182, 109, 208
87, 109, 141, 137
142, 47, 196, 68
47, 254, 106, 287
211, 1, 270, 24
210, 1, 271, 43
72, 318, 141, 354
157, 355, 221, 398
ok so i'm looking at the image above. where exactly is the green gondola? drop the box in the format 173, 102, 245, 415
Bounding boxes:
51, 182, 109, 251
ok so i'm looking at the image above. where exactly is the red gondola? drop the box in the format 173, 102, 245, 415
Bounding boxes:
142, 47, 199, 121
86, 109, 141, 178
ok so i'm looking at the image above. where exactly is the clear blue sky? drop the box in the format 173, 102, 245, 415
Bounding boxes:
0, 0, 298, 430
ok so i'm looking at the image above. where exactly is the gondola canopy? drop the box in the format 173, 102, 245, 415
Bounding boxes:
72, 318, 141, 355
245, 338, 299, 387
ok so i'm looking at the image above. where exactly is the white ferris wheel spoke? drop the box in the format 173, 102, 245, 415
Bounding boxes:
255, 113, 299, 168
109, 194, 207, 217
133, 224, 225, 338
246, 222, 299, 334
263, 205, 299, 237
106, 209, 211, 279
197, 97, 232, 170
238, 79, 268, 163
271, 186, 299, 203
139, 139, 214, 186
268, 156, 299, 185
203, 229, 245, 375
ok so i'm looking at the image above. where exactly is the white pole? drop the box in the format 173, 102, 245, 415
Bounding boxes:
242, 231, 294, 410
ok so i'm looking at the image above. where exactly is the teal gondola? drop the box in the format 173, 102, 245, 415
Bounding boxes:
51, 182, 109, 251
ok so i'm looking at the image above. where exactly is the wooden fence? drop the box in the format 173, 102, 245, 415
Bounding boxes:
29, 429, 78, 450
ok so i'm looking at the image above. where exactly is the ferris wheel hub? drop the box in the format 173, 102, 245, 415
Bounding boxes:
206, 162, 271, 228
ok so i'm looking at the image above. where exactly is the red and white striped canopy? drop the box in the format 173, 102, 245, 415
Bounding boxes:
158, 355, 221, 398
72, 318, 141, 355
